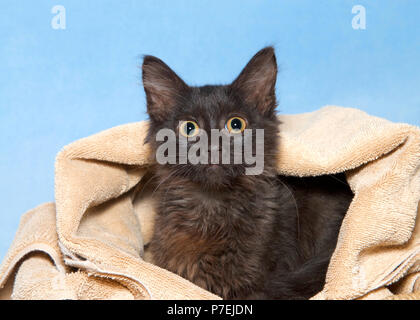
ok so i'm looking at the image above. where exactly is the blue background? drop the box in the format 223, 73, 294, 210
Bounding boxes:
0, 0, 419, 260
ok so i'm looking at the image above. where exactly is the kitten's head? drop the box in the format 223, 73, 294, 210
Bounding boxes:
143, 47, 280, 189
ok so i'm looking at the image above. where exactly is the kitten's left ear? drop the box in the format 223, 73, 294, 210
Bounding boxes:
231, 46, 277, 114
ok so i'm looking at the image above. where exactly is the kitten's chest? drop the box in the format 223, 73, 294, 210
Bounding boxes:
162, 184, 254, 220
156, 179, 278, 240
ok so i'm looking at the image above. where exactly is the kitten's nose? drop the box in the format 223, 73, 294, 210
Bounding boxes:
208, 145, 222, 164
209, 145, 220, 153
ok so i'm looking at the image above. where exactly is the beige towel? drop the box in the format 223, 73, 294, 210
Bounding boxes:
0, 106, 419, 300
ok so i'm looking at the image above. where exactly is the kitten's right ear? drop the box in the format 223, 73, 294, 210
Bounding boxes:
142, 55, 188, 122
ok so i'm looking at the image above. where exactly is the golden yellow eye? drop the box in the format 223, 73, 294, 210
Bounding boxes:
226, 117, 246, 133
179, 120, 199, 137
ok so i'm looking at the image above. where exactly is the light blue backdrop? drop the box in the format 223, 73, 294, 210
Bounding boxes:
1, 0, 419, 259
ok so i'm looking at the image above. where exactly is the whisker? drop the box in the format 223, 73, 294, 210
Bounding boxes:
278, 178, 300, 241
150, 167, 185, 198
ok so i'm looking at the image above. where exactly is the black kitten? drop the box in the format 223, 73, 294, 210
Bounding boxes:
142, 47, 353, 299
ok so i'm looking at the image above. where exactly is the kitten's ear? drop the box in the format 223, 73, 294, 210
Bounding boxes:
231, 47, 277, 114
142, 55, 188, 121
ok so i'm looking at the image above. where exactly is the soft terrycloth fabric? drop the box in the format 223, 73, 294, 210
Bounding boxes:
0, 106, 419, 300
